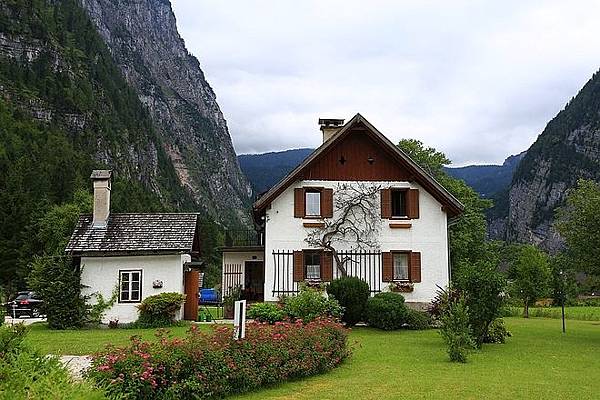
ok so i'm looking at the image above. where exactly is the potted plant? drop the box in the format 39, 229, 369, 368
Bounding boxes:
223, 285, 242, 319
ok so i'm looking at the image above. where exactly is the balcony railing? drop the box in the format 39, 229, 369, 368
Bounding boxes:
224, 229, 264, 248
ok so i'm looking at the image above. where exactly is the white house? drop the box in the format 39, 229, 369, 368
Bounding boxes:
65, 170, 202, 323
222, 114, 464, 307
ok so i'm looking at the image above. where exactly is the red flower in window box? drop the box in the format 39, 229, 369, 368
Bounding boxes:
389, 282, 414, 293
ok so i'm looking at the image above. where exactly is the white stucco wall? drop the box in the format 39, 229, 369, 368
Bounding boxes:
263, 180, 449, 303
81, 254, 191, 323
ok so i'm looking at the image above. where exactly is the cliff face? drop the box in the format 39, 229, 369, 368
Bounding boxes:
503, 70, 600, 251
80, 0, 251, 224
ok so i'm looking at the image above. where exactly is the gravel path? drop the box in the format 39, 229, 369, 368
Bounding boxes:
59, 356, 92, 380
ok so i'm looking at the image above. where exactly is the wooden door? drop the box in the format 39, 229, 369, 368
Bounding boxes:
184, 270, 199, 320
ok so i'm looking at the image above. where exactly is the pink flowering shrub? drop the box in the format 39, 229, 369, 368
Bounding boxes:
88, 318, 350, 399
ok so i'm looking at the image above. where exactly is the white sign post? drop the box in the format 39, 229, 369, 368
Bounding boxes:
233, 300, 246, 340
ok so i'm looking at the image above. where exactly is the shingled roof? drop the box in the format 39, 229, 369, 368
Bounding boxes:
65, 213, 199, 255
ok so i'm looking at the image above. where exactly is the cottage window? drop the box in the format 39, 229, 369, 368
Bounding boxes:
305, 189, 321, 217
119, 270, 142, 302
393, 253, 409, 281
304, 251, 321, 280
391, 189, 407, 217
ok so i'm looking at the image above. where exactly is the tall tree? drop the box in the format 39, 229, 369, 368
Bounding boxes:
555, 179, 600, 276
509, 245, 551, 317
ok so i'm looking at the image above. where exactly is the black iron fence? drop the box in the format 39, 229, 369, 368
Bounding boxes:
222, 263, 243, 298
271, 250, 383, 297
224, 229, 264, 247
272, 250, 298, 297
336, 250, 383, 294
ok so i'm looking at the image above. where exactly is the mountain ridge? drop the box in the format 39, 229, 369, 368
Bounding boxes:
237, 148, 524, 199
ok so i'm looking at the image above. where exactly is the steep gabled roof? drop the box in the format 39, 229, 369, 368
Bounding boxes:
65, 213, 199, 256
254, 113, 464, 217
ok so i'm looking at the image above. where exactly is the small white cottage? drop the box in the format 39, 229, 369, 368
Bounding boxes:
65, 170, 202, 324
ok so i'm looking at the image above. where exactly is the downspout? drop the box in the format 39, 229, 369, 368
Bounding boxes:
446, 215, 461, 283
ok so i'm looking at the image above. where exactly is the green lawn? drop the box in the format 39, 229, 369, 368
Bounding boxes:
231, 318, 600, 400
26, 318, 600, 399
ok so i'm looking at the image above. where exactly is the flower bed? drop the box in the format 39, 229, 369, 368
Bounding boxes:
88, 318, 350, 399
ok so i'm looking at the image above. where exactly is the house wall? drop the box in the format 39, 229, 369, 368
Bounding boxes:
263, 180, 449, 303
222, 251, 264, 298
81, 254, 191, 323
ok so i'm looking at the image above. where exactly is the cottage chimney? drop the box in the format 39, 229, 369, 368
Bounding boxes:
319, 118, 344, 142
91, 170, 112, 227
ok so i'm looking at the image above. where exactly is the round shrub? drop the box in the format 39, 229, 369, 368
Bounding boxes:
247, 302, 284, 324
482, 318, 512, 344
365, 292, 408, 330
327, 277, 370, 326
136, 292, 186, 327
405, 309, 432, 330
283, 286, 343, 323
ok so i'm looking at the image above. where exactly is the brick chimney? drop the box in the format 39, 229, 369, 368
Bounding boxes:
319, 118, 344, 142
91, 170, 112, 227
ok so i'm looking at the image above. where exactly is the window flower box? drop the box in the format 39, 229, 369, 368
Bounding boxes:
389, 282, 414, 293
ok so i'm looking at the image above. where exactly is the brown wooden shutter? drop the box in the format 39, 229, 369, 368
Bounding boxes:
380, 189, 391, 218
408, 189, 420, 219
294, 188, 305, 218
321, 251, 333, 281
322, 188, 333, 218
382, 252, 393, 282
410, 252, 421, 283
293, 251, 304, 282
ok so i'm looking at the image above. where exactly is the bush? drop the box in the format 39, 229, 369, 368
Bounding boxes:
247, 302, 284, 324
427, 286, 461, 322
439, 296, 475, 363
327, 277, 370, 326
282, 286, 343, 323
28, 256, 87, 329
88, 318, 349, 399
455, 261, 506, 347
0, 325, 104, 399
136, 292, 186, 328
365, 292, 408, 330
483, 318, 511, 344
405, 309, 432, 330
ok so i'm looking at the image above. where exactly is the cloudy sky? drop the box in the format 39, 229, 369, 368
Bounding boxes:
171, 0, 600, 166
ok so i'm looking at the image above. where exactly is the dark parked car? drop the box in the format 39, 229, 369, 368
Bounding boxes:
4, 291, 43, 318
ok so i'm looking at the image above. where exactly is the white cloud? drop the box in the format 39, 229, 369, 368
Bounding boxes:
171, 0, 600, 165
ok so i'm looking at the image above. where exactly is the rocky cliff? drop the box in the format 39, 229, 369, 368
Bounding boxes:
503, 69, 600, 251
80, 0, 251, 224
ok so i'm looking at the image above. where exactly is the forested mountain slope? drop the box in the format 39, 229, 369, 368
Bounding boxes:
0, 0, 245, 292
502, 69, 600, 250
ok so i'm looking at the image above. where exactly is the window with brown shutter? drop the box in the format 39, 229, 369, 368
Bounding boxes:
391, 189, 408, 218
321, 188, 334, 218
410, 252, 421, 282
407, 189, 420, 219
294, 188, 305, 218
293, 251, 304, 281
382, 252, 393, 282
321, 251, 333, 281
380, 189, 391, 218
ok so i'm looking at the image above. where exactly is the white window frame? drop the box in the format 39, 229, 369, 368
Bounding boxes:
392, 253, 409, 281
119, 269, 142, 303
305, 190, 321, 217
